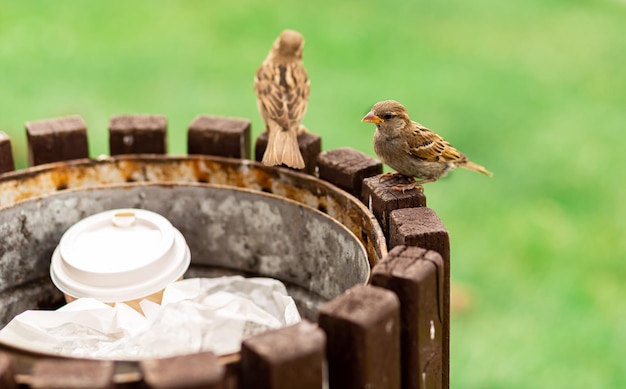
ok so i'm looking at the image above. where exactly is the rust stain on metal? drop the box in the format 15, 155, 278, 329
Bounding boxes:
0, 156, 386, 265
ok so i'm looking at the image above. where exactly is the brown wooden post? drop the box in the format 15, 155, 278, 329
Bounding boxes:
361, 174, 426, 236
109, 114, 167, 155
389, 206, 450, 389
241, 321, 325, 389
141, 351, 225, 389
389, 207, 450, 259
254, 132, 321, 175
0, 352, 16, 389
221, 357, 241, 389
29, 358, 114, 389
316, 147, 382, 197
188, 115, 251, 159
318, 284, 401, 389
25, 115, 89, 166
0, 132, 15, 174
370, 245, 445, 389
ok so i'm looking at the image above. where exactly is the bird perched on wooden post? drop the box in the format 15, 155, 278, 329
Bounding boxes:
254, 29, 310, 169
362, 100, 492, 191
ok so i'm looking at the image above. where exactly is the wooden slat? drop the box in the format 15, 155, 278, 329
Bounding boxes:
388, 206, 450, 389
30, 358, 114, 389
0, 131, 15, 174
0, 352, 16, 389
141, 351, 225, 389
361, 174, 426, 235
371, 245, 445, 389
241, 321, 325, 389
317, 147, 382, 197
26, 115, 89, 166
188, 115, 251, 159
109, 114, 167, 155
318, 284, 400, 389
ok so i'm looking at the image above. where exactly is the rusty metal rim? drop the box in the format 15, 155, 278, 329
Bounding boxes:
0, 155, 387, 264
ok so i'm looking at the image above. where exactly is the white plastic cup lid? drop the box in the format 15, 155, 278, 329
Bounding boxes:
50, 208, 191, 302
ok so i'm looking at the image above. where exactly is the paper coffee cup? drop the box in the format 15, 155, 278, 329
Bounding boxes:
50, 209, 191, 312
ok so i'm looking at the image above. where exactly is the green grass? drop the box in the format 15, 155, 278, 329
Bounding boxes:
1, 0, 625, 387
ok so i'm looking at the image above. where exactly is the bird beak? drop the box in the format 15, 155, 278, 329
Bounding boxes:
361, 111, 383, 124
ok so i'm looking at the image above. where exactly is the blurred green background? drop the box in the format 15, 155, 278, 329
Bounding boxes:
1, 0, 625, 387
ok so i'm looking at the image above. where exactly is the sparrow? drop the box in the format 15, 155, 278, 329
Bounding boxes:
362, 100, 492, 191
254, 29, 310, 169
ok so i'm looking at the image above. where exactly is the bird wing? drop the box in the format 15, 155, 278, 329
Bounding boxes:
254, 61, 309, 130
406, 121, 466, 162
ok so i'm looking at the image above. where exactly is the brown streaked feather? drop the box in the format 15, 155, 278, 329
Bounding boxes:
254, 59, 309, 132
364, 99, 493, 186
254, 30, 309, 169
262, 122, 305, 169
407, 121, 466, 162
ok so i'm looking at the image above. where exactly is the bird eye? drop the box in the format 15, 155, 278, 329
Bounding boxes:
381, 113, 395, 120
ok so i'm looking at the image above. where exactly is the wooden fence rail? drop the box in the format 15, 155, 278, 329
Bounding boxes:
0, 114, 450, 389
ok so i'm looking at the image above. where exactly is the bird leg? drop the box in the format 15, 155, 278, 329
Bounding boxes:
378, 172, 408, 182
391, 178, 436, 192
391, 182, 423, 192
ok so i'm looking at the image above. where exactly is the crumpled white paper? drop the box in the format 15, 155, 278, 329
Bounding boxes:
0, 276, 301, 360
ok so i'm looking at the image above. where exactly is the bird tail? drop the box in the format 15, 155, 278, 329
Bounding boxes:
262, 126, 305, 169
460, 160, 493, 177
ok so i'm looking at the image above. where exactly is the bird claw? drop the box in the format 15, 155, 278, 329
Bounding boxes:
391, 182, 424, 193
379, 172, 409, 183
379, 173, 420, 192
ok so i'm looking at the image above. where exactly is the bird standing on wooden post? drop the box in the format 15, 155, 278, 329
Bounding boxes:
362, 100, 493, 191
254, 29, 310, 169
